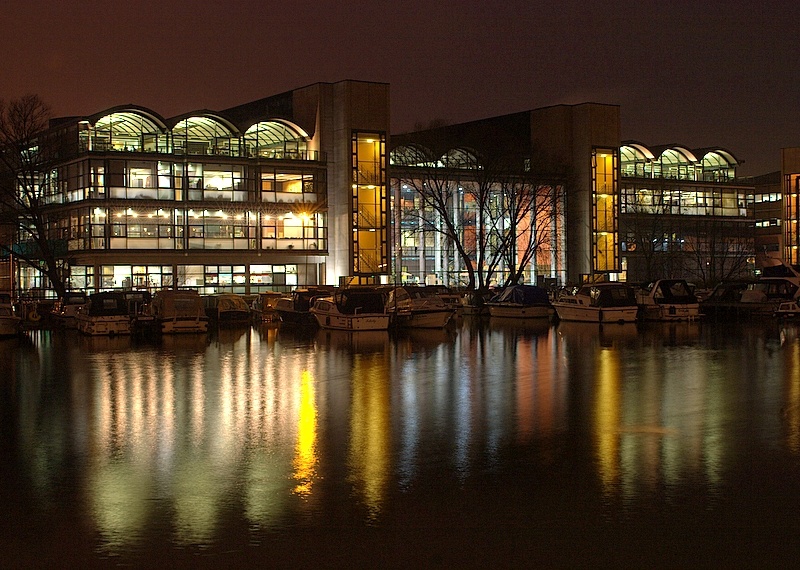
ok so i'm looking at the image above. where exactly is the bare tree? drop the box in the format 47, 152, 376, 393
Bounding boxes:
620, 181, 679, 283
0, 95, 68, 297
681, 215, 754, 287
486, 160, 564, 287
395, 149, 477, 288
393, 147, 565, 290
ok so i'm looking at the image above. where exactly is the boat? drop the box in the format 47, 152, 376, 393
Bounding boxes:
386, 286, 456, 328
149, 289, 209, 334
636, 279, 701, 321
275, 286, 336, 325
699, 280, 752, 319
51, 292, 89, 328
75, 292, 132, 336
309, 287, 390, 331
203, 293, 251, 324
738, 265, 800, 316
251, 291, 283, 323
423, 285, 464, 317
552, 282, 639, 323
461, 289, 492, 317
775, 300, 800, 320
0, 294, 22, 337
486, 284, 554, 319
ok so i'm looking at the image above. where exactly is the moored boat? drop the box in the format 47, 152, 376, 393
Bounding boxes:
553, 282, 638, 323
203, 293, 251, 324
486, 284, 554, 319
75, 292, 132, 336
636, 279, 701, 321
149, 289, 208, 334
251, 291, 283, 323
51, 292, 89, 329
386, 285, 455, 328
275, 286, 336, 326
0, 295, 22, 337
310, 287, 390, 331
775, 300, 800, 320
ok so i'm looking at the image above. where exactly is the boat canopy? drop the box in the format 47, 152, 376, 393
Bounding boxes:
585, 284, 637, 307
336, 289, 386, 315
649, 280, 696, 304
493, 285, 550, 306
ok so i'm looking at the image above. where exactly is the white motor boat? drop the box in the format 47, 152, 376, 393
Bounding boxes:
386, 286, 455, 328
76, 292, 132, 336
553, 282, 639, 324
310, 288, 390, 331
636, 279, 701, 321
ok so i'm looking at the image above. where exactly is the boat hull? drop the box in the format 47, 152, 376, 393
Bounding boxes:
639, 303, 701, 321
312, 312, 390, 331
76, 315, 131, 336
487, 304, 553, 319
0, 317, 22, 337
554, 303, 638, 323
159, 317, 209, 334
394, 309, 454, 328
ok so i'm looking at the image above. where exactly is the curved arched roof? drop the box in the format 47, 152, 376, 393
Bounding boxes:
621, 141, 738, 167
659, 146, 697, 164
620, 142, 655, 161
697, 148, 739, 168
88, 107, 167, 135
390, 143, 433, 166
440, 147, 480, 169
169, 112, 241, 139
243, 119, 309, 146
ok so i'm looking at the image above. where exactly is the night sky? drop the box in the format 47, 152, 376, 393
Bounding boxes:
4, 0, 798, 175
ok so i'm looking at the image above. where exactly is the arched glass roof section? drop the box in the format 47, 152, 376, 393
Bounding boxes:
171, 114, 241, 157
620, 143, 655, 162
700, 149, 738, 169
659, 147, 697, 165
620, 143, 656, 178
81, 108, 168, 153
243, 119, 311, 159
390, 144, 433, 167
439, 147, 480, 169
658, 147, 698, 180
699, 149, 739, 182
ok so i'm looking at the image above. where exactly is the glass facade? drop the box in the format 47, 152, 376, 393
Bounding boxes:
17, 108, 331, 296
351, 132, 388, 282
786, 173, 800, 265
592, 148, 619, 274
618, 143, 755, 284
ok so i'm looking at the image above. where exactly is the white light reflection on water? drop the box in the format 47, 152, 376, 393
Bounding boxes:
6, 320, 800, 563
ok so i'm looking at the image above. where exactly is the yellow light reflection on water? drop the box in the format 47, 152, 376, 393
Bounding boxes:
293, 370, 318, 496
348, 354, 390, 520
785, 334, 800, 454
594, 348, 620, 492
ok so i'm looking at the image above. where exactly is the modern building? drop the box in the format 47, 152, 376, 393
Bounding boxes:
390, 103, 621, 287
390, 104, 760, 288
618, 143, 756, 285
783, 148, 800, 266
3, 81, 786, 298
5, 80, 390, 297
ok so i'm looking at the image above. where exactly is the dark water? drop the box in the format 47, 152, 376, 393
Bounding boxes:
3, 317, 800, 568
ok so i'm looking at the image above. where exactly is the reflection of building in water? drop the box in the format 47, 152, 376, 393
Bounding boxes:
515, 330, 565, 446
782, 330, 800, 454
348, 353, 391, 520
293, 370, 318, 496
594, 348, 621, 492
76, 339, 321, 546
